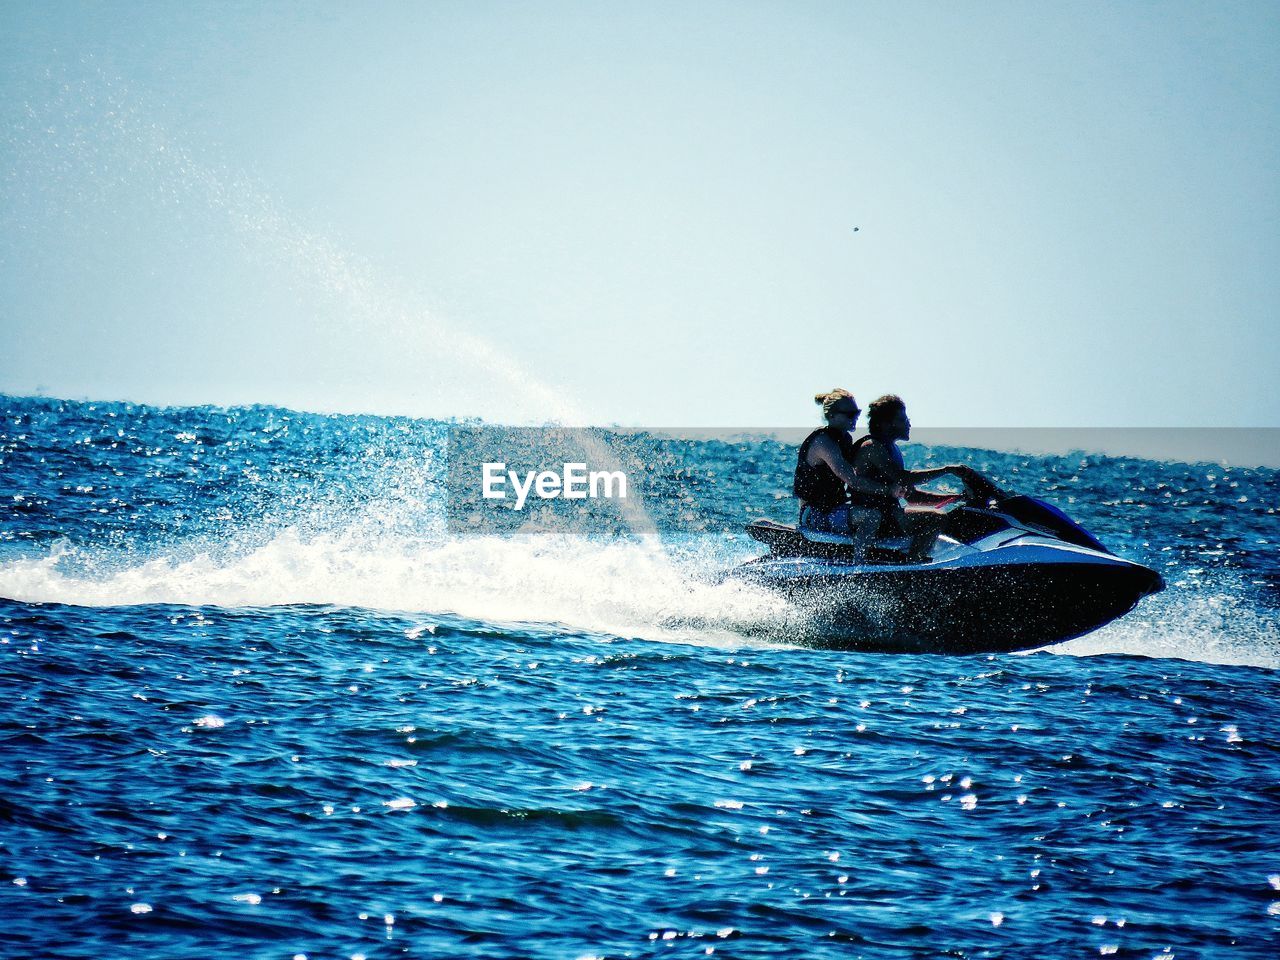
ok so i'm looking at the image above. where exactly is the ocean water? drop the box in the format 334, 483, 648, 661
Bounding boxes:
2, 395, 1278, 959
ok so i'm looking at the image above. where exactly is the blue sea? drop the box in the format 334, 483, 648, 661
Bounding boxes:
2, 395, 1278, 959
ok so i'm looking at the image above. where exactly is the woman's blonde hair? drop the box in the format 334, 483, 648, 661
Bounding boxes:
814, 388, 856, 421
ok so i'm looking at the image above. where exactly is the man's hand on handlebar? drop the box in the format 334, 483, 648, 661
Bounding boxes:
955, 467, 1006, 506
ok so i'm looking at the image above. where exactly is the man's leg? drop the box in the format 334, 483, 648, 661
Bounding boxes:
904, 512, 947, 562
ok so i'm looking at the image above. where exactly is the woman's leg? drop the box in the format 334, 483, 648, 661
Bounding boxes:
842, 505, 880, 560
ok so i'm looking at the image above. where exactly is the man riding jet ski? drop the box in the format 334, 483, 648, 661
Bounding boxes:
732, 391, 1164, 653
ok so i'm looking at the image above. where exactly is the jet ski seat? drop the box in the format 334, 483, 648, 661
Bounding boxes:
798, 528, 856, 545
745, 519, 914, 563
799, 528, 913, 552
798, 528, 916, 563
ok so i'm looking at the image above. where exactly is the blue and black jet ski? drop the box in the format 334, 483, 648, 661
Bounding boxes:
729, 494, 1164, 654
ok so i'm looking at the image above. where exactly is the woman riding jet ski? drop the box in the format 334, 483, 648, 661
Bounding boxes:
731, 391, 1164, 654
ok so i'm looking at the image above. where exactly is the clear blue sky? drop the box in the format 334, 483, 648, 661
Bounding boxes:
2, 1, 1277, 427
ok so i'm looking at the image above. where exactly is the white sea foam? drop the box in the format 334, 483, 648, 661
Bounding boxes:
0, 528, 787, 649
1048, 578, 1280, 670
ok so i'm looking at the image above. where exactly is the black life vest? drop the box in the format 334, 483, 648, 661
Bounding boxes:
793, 426, 858, 511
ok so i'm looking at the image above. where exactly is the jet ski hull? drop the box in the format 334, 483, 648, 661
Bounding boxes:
735, 552, 1164, 654
730, 500, 1165, 654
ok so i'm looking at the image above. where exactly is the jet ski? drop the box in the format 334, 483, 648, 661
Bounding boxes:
729, 494, 1164, 654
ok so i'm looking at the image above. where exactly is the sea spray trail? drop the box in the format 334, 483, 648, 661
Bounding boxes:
3, 62, 615, 426
0, 531, 785, 649
3, 61, 666, 552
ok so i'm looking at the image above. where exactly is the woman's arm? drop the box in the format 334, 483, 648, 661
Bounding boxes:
813, 435, 901, 497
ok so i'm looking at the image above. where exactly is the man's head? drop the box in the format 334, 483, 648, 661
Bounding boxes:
868, 394, 909, 440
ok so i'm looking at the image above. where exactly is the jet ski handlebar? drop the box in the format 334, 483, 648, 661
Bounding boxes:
950, 466, 1010, 508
